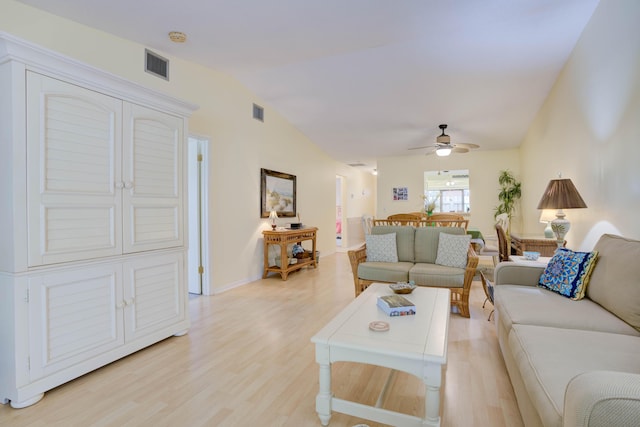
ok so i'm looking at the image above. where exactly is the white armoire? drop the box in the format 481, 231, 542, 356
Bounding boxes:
0, 33, 198, 408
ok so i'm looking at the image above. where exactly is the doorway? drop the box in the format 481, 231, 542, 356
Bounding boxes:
336, 175, 344, 248
187, 136, 210, 295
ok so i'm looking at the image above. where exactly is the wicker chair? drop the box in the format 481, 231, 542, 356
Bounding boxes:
425, 213, 468, 229
496, 224, 510, 262
387, 213, 423, 221
480, 270, 495, 321
427, 213, 465, 221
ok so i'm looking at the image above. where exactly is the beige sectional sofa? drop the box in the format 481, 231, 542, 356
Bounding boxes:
494, 234, 640, 427
348, 225, 478, 317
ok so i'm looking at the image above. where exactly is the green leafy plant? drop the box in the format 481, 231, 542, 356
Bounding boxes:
494, 170, 522, 235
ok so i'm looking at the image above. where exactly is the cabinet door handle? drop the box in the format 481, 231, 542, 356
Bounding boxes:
115, 182, 124, 189
124, 182, 134, 189
125, 298, 135, 306
116, 301, 126, 309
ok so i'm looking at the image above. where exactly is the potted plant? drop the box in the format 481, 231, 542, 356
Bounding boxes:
494, 170, 521, 237
422, 194, 440, 216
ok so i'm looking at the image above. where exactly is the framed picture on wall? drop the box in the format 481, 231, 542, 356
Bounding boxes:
261, 168, 297, 217
392, 187, 408, 201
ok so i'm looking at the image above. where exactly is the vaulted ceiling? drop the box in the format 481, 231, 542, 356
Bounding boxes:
19, 0, 599, 172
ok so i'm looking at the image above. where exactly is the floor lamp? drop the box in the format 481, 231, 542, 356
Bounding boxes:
537, 177, 587, 248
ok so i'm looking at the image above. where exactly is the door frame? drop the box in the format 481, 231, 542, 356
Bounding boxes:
187, 135, 211, 295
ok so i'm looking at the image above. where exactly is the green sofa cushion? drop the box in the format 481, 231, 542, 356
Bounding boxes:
414, 227, 465, 264
357, 261, 413, 283
409, 263, 465, 288
372, 226, 415, 262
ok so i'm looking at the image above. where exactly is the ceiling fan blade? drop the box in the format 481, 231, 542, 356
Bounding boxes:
408, 145, 436, 151
454, 143, 480, 149
452, 147, 469, 154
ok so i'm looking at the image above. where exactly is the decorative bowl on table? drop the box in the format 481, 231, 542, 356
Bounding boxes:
389, 282, 416, 294
523, 251, 540, 261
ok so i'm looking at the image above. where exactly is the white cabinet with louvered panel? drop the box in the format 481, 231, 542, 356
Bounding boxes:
0, 34, 197, 409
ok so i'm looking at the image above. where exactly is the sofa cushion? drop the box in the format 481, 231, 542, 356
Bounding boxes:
508, 324, 640, 427
435, 232, 470, 269
538, 247, 598, 300
409, 263, 465, 288
414, 227, 465, 264
372, 226, 415, 262
365, 233, 398, 262
587, 234, 640, 331
357, 261, 413, 283
494, 284, 640, 337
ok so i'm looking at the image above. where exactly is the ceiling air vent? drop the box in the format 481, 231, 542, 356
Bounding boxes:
253, 103, 264, 122
347, 162, 367, 167
145, 49, 169, 80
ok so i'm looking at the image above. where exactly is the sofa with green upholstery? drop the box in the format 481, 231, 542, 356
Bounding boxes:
347, 225, 478, 317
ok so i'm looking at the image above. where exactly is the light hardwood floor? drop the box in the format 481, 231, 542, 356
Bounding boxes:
0, 252, 523, 427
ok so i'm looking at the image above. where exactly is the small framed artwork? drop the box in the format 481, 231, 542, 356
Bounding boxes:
393, 187, 408, 201
261, 168, 297, 217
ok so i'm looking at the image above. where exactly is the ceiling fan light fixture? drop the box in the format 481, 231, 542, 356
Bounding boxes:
436, 146, 452, 157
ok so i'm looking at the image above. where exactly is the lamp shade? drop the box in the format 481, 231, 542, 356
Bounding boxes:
537, 179, 587, 210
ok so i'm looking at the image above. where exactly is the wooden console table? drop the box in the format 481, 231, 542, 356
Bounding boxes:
510, 233, 561, 257
263, 227, 318, 280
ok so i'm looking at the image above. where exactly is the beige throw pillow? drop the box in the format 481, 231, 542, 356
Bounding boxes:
435, 232, 470, 269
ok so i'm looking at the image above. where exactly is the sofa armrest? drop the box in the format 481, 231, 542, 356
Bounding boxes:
347, 245, 367, 293
494, 262, 545, 287
564, 371, 640, 427
464, 245, 479, 287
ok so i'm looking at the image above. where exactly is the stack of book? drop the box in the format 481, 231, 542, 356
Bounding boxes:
377, 294, 416, 316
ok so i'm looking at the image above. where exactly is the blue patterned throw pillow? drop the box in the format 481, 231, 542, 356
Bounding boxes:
366, 233, 398, 263
538, 248, 599, 300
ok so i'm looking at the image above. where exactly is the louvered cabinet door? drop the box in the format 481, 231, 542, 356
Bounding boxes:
28, 264, 125, 381
122, 252, 185, 342
122, 103, 184, 253
26, 72, 123, 267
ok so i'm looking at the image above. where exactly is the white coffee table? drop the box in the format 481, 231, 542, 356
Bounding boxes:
311, 283, 450, 427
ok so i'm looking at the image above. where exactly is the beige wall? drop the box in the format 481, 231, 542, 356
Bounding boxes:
4, 0, 638, 290
519, 0, 640, 250
376, 149, 521, 239
0, 0, 375, 293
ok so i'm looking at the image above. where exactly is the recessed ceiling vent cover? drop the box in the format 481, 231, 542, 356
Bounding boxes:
145, 49, 169, 80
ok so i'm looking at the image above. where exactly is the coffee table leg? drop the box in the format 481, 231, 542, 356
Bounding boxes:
423, 363, 442, 426
315, 344, 332, 425
316, 363, 332, 425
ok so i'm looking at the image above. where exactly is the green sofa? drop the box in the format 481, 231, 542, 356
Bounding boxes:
347, 226, 478, 317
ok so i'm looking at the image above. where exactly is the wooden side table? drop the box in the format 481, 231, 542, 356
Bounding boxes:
262, 227, 318, 280
510, 233, 561, 257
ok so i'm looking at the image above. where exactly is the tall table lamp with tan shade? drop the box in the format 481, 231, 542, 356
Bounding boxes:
537, 176, 587, 248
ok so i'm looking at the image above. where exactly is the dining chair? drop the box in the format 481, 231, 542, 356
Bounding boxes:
496, 224, 510, 262
480, 271, 495, 321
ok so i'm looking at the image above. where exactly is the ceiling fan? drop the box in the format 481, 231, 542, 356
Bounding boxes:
409, 124, 479, 156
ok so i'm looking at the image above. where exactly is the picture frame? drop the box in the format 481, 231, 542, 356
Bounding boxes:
261, 168, 297, 218
392, 187, 408, 201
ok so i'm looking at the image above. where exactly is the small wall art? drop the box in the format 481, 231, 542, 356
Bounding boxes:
392, 187, 408, 201
261, 168, 297, 217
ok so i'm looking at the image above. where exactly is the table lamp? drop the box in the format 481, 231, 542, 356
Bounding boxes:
537, 177, 587, 247
269, 210, 278, 230
539, 209, 556, 238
